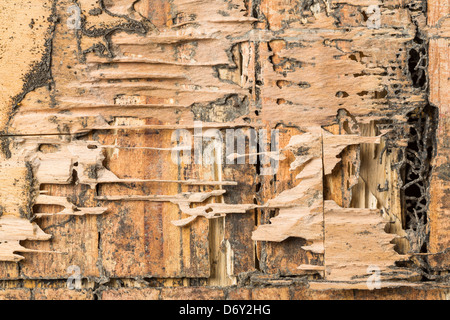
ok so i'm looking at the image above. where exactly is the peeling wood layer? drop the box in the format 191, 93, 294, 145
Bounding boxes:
323, 200, 416, 282
0, 216, 52, 262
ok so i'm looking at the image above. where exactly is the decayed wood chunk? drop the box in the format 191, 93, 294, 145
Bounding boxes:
252, 131, 325, 274
322, 130, 381, 176
259, 0, 424, 128
34, 195, 107, 218
8, 0, 255, 136
250, 127, 409, 280
94, 121, 212, 278
252, 131, 323, 253
0, 0, 257, 278
323, 200, 417, 283
0, 216, 52, 262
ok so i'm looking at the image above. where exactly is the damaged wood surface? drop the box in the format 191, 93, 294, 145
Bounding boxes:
0, 0, 448, 299
323, 200, 415, 282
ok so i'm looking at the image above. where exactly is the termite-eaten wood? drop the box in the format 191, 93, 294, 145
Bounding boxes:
0, 215, 52, 262
0, 134, 239, 260
0, 0, 448, 295
323, 200, 417, 282
34, 195, 107, 218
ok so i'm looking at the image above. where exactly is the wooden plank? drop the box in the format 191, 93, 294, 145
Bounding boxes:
95, 119, 210, 278
427, 11, 450, 269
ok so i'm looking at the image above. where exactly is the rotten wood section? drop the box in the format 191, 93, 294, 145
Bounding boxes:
323, 200, 416, 282
0, 0, 448, 295
0, 216, 52, 262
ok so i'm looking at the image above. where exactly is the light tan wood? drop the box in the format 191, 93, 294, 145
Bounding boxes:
0, 215, 52, 262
